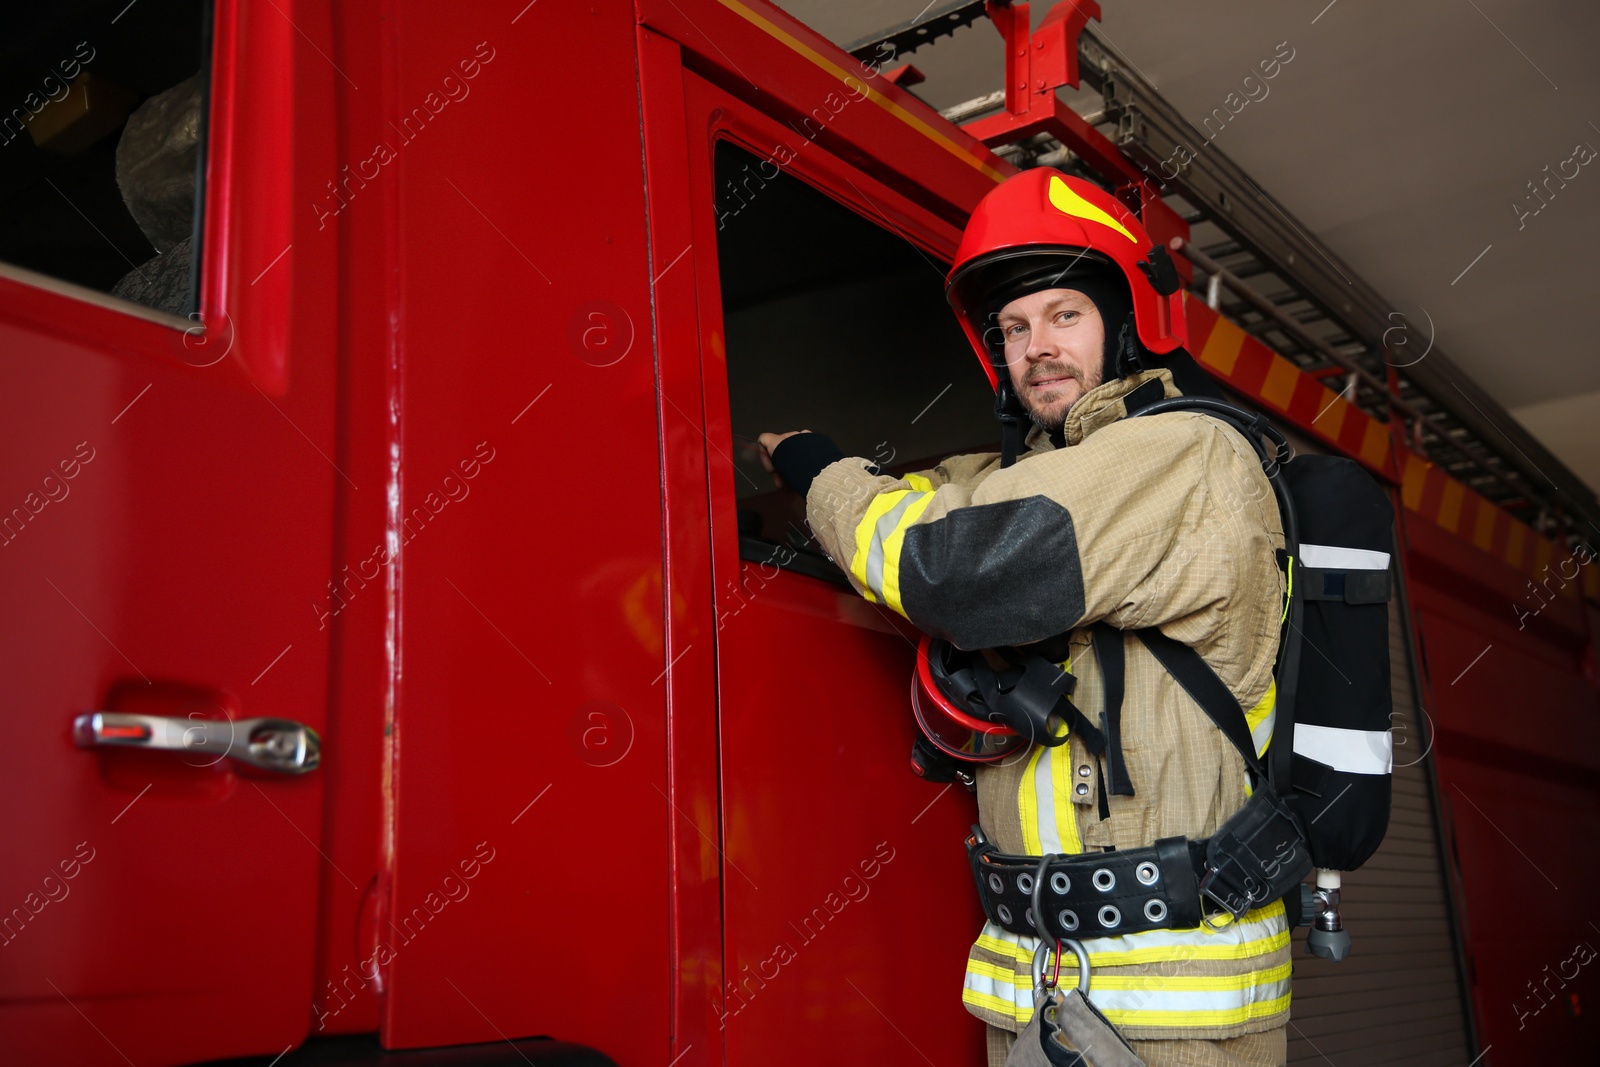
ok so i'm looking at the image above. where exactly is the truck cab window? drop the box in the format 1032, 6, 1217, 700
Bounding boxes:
0, 0, 210, 317
713, 141, 995, 578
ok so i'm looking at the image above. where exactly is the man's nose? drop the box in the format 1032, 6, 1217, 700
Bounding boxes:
1024, 328, 1058, 363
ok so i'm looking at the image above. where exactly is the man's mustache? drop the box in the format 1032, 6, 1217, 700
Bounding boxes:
1027, 365, 1079, 385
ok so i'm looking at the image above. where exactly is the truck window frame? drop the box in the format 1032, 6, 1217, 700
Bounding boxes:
0, 0, 330, 394
701, 129, 998, 589
0, 3, 213, 322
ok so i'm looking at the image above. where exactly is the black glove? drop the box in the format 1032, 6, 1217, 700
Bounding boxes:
769, 432, 853, 497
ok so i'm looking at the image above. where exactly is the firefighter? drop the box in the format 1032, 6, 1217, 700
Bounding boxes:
757, 169, 1290, 1067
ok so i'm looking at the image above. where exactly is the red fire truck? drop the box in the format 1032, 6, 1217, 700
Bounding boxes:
2, 0, 1596, 1064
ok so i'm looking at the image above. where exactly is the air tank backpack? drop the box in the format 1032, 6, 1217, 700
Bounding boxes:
1122, 397, 1398, 953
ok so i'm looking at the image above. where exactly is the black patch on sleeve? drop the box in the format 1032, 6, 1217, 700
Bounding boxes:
898, 495, 1085, 649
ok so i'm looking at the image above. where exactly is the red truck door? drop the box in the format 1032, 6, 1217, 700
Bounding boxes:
0, 291, 336, 1067
0, 3, 340, 1064
640, 27, 1004, 1055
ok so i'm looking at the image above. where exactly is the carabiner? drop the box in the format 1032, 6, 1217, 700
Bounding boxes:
1029, 853, 1092, 994
1032, 937, 1091, 994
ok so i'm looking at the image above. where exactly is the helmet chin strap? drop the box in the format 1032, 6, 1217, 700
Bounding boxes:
994, 378, 1028, 470
1111, 314, 1146, 380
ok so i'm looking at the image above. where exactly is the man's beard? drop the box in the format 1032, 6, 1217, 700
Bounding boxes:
1019, 363, 1103, 432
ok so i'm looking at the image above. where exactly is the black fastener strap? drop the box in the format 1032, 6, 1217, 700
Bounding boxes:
1298, 565, 1390, 604
1155, 835, 1202, 930
1091, 624, 1135, 797
964, 653, 1073, 750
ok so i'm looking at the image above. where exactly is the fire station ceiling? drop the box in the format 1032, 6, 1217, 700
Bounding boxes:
775, 0, 1600, 497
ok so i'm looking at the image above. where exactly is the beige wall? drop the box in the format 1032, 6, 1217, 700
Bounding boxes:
1512, 389, 1600, 497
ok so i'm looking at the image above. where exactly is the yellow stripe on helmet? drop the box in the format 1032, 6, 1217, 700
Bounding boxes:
1048, 174, 1138, 244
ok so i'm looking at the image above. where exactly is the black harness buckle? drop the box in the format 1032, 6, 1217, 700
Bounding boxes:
1197, 788, 1312, 922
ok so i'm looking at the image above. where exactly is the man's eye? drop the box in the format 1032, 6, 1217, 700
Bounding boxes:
1056, 311, 1078, 324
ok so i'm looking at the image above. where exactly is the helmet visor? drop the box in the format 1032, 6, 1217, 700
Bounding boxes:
910, 662, 1028, 765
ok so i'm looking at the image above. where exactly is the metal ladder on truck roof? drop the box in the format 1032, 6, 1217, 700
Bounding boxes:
843, 0, 1600, 542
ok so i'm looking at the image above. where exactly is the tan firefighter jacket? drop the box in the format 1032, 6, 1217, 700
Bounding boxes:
803, 368, 1291, 1042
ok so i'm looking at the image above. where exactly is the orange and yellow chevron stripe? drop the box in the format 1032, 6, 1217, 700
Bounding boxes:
1184, 294, 1594, 603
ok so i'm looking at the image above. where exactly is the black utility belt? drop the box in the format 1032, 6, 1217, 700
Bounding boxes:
967, 787, 1313, 942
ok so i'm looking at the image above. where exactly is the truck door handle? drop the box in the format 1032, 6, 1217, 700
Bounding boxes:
72, 712, 322, 774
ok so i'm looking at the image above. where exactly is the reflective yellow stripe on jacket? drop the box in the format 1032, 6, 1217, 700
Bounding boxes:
1246, 680, 1276, 759
962, 903, 1291, 1029
1019, 719, 1082, 856
848, 474, 935, 613
1243, 680, 1276, 798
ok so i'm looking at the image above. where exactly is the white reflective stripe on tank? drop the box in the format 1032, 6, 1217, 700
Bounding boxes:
1298, 543, 1390, 570
1293, 723, 1393, 774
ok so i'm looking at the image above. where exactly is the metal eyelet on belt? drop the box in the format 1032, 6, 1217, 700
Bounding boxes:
1050, 871, 1071, 895
1136, 862, 1159, 886
1025, 907, 1037, 932
1144, 898, 1168, 923
1058, 909, 1079, 932
1092, 868, 1116, 892
1098, 905, 1121, 929
997, 904, 1013, 925
1017, 872, 1035, 895
988, 873, 1004, 895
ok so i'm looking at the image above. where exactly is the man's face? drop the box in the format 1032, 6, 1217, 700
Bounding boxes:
996, 287, 1105, 432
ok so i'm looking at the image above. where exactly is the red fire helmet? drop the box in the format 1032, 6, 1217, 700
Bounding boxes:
945, 168, 1187, 389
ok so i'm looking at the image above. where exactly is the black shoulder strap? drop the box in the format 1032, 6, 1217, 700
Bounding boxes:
1134, 627, 1266, 782
1270, 562, 1302, 793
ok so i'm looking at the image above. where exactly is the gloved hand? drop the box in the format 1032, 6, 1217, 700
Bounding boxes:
758, 430, 845, 497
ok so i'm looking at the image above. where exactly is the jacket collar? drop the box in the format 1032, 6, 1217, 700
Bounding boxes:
1021, 368, 1179, 454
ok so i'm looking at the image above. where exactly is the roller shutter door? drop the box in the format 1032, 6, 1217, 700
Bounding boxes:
1283, 556, 1477, 1063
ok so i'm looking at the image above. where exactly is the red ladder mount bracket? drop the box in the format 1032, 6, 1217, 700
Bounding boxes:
963, 0, 1190, 272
